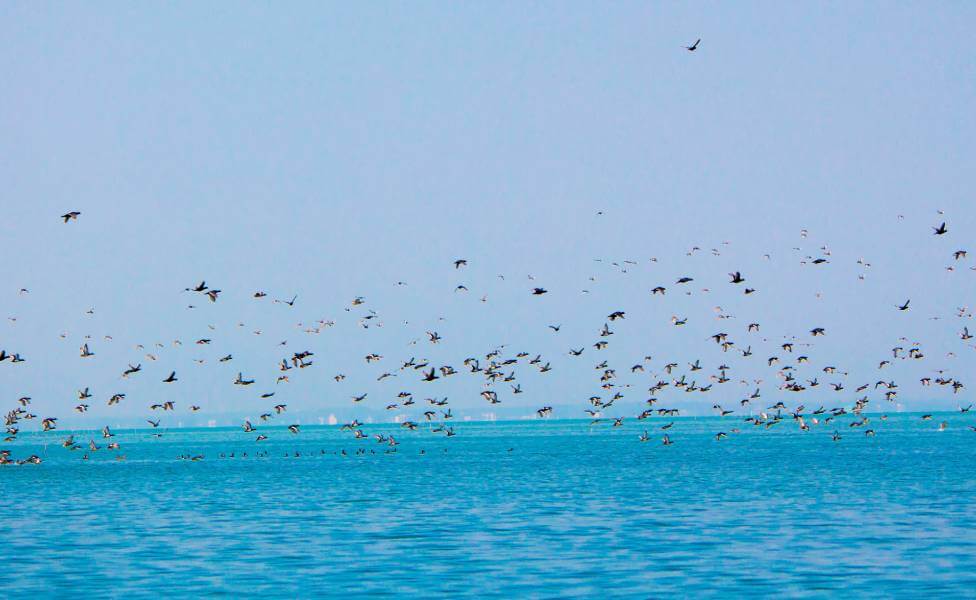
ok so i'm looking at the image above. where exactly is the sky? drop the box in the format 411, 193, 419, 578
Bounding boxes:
1, 3, 974, 428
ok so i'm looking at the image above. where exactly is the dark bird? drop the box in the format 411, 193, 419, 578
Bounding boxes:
685, 38, 701, 51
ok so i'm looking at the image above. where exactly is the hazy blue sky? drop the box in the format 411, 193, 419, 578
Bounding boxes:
1, 3, 974, 427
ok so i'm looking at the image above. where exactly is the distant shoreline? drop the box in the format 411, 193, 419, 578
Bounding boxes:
5, 410, 967, 436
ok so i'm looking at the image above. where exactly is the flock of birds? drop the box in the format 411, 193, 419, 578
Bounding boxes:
3, 41, 974, 465
1, 204, 973, 466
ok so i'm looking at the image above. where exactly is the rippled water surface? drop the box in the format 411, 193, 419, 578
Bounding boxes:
2, 415, 976, 597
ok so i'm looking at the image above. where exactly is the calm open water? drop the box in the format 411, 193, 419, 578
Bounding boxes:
2, 414, 975, 597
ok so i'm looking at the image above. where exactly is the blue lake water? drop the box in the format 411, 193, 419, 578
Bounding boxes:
2, 414, 975, 597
